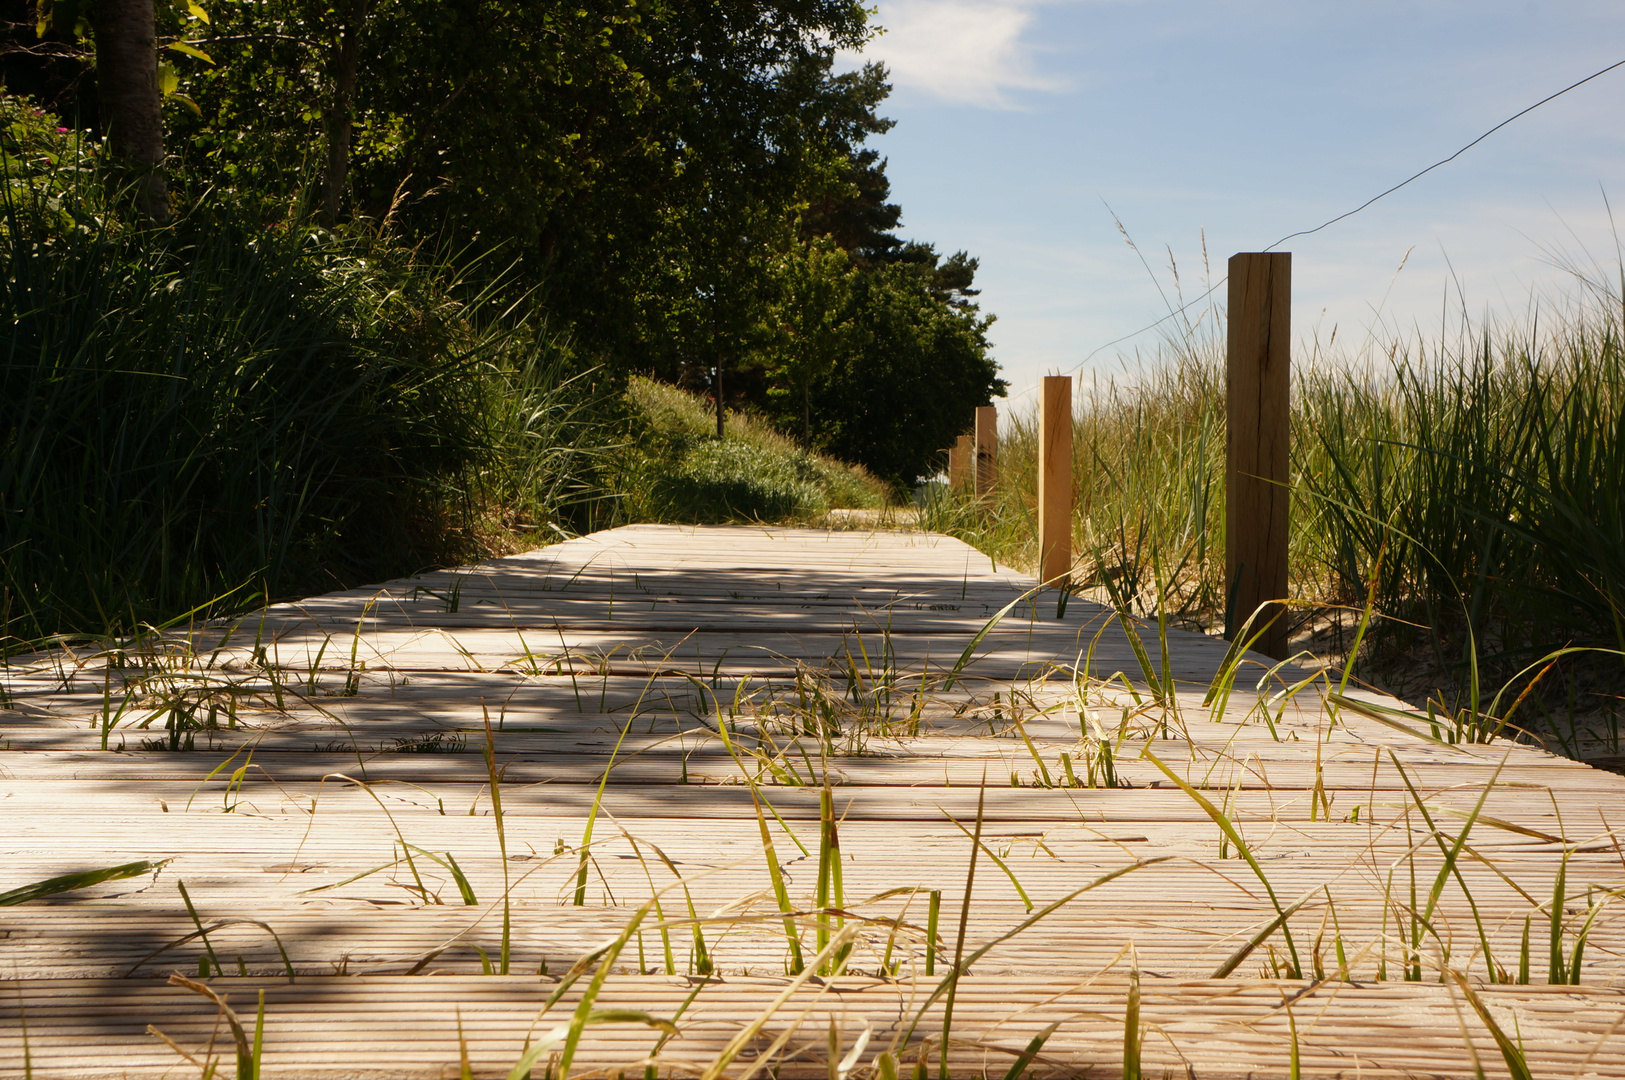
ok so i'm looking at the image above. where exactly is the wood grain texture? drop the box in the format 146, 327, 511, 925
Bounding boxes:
974, 405, 998, 497
950, 433, 972, 490
1226, 252, 1292, 659
2, 524, 1623, 1078
1037, 376, 1072, 589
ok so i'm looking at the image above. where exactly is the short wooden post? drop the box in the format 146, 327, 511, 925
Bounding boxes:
1226, 252, 1291, 660
974, 405, 998, 497
948, 435, 971, 489
1037, 376, 1072, 588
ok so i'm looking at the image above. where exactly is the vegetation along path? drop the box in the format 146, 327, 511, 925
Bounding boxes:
4, 525, 1625, 1078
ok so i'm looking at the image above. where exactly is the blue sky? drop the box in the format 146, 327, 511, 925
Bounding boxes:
840, 1, 1625, 403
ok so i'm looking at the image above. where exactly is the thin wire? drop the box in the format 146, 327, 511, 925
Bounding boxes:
1017, 55, 1625, 397
1265, 55, 1625, 250
1005, 276, 1227, 401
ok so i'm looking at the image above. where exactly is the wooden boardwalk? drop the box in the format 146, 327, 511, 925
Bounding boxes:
3, 524, 1624, 1078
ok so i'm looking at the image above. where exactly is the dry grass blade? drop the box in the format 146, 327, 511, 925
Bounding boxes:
167, 973, 256, 1080
697, 924, 864, 1080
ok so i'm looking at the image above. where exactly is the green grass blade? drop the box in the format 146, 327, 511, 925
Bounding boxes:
1142, 747, 1302, 976
899, 856, 1171, 1048
940, 812, 1034, 911
1000, 1021, 1059, 1080
1210, 895, 1313, 978
1448, 971, 1533, 1080
1122, 965, 1141, 1080
0, 859, 165, 906
943, 585, 1044, 692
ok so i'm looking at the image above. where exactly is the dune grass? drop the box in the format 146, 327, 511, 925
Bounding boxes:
613, 377, 889, 524
926, 280, 1625, 755
0, 95, 620, 644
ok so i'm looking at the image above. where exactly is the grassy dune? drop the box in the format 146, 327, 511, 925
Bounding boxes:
613, 377, 889, 524
929, 282, 1625, 757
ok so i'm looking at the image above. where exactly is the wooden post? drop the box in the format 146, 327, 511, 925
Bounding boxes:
1226, 252, 1291, 660
948, 435, 971, 489
974, 405, 998, 498
1037, 376, 1072, 588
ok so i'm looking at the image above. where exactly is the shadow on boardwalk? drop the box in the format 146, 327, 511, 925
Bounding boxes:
3, 525, 1624, 1077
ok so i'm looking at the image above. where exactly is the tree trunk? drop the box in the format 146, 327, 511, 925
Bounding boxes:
320, 0, 369, 225
714, 356, 725, 440
94, 0, 168, 222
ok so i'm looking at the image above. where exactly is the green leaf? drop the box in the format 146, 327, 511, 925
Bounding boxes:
168, 41, 215, 63
0, 860, 166, 906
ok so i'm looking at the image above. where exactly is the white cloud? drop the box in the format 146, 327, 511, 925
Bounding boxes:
847, 0, 1063, 108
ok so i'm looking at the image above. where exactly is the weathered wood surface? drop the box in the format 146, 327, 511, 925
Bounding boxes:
3, 524, 1624, 1078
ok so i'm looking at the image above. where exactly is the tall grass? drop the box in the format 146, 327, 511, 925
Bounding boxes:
929, 277, 1625, 743
1301, 304, 1625, 667
0, 96, 614, 641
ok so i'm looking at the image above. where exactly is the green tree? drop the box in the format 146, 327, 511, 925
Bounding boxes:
807, 257, 1004, 491
20, 0, 212, 220
798, 61, 900, 263
173, 0, 874, 374
766, 234, 854, 444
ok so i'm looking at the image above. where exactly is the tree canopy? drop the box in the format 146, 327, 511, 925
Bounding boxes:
3, 0, 1005, 490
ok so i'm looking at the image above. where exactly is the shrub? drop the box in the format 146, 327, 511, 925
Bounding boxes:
616, 376, 886, 524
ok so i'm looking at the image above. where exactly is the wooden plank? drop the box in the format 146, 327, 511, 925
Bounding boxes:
3, 976, 1625, 1079
3, 524, 1625, 1076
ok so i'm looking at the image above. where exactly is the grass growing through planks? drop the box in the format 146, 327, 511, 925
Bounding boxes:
12, 544, 1624, 1076
0, 612, 381, 759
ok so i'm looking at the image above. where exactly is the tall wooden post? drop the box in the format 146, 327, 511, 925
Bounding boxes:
1037, 376, 1072, 588
948, 435, 971, 490
1226, 252, 1291, 660
974, 405, 998, 498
